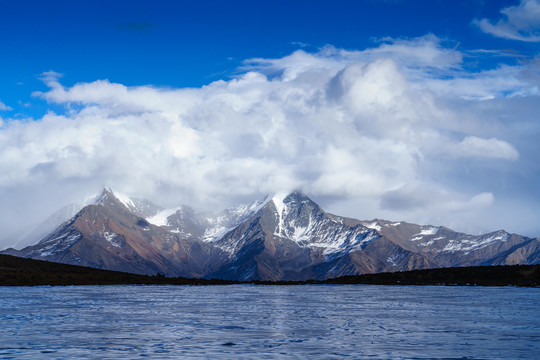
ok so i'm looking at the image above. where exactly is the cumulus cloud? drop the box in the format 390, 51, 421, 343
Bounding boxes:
473, 0, 540, 42
244, 35, 463, 80
0, 100, 12, 111
421, 132, 520, 160
0, 35, 538, 248
380, 182, 494, 213
452, 136, 519, 160
37, 71, 64, 88
245, 36, 539, 100
379, 183, 499, 235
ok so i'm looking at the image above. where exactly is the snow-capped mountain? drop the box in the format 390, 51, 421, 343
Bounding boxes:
146, 194, 271, 242
207, 192, 436, 280
2, 189, 226, 277
2, 189, 539, 280
10, 189, 164, 251
93, 188, 163, 218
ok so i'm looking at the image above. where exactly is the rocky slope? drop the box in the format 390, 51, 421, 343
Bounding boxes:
2, 189, 539, 280
2, 189, 226, 277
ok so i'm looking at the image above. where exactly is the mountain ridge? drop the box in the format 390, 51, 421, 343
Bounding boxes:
2, 188, 539, 281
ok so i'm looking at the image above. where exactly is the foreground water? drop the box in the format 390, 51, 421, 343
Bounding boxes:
0, 285, 539, 359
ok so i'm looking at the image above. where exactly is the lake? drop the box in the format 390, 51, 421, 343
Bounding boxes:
0, 284, 538, 359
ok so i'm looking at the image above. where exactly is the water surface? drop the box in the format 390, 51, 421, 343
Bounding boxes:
1, 285, 539, 359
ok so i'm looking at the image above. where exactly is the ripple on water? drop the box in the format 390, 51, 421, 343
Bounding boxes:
0, 285, 539, 359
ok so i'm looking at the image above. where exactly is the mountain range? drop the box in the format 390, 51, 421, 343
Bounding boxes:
2, 188, 539, 281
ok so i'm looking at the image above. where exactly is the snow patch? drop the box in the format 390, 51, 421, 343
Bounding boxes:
411, 226, 440, 241
147, 207, 181, 226
203, 195, 272, 243
272, 192, 288, 237
272, 193, 287, 214
113, 190, 135, 209
363, 221, 382, 231
442, 231, 510, 252
103, 232, 122, 247
38, 233, 81, 256
419, 226, 440, 236
203, 224, 230, 242
229, 195, 271, 219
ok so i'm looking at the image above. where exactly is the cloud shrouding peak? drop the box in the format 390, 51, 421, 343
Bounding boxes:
473, 0, 540, 42
0, 35, 538, 248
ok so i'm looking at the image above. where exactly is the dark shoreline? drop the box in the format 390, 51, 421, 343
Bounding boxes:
1, 254, 538, 287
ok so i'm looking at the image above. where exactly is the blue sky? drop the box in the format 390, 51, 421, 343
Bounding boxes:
0, 0, 539, 248
1, 0, 534, 118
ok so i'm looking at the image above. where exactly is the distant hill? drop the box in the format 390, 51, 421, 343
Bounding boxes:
322, 264, 540, 287
1, 254, 538, 287
0, 254, 235, 286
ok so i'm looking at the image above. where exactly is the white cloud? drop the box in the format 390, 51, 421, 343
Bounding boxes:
380, 182, 494, 213
378, 182, 499, 234
421, 64, 539, 100
245, 35, 464, 81
245, 36, 539, 100
420, 131, 520, 160
473, 0, 540, 42
0, 35, 539, 248
0, 100, 12, 111
453, 136, 519, 160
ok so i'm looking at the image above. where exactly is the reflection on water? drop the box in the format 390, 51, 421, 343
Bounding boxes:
0, 284, 539, 359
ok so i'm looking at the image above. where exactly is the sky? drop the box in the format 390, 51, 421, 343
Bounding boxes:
0, 0, 539, 249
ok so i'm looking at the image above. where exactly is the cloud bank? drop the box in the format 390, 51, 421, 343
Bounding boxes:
473, 0, 540, 42
0, 35, 539, 248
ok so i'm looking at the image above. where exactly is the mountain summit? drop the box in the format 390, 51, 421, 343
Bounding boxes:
2, 189, 539, 280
